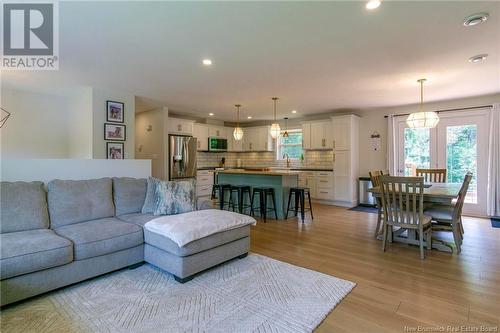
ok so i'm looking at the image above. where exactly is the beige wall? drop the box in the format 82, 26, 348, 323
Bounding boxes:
1, 87, 137, 160
135, 107, 169, 179
67, 87, 93, 158
1, 88, 83, 158
357, 92, 500, 176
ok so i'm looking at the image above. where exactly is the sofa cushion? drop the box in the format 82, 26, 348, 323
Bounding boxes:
0, 229, 73, 280
153, 179, 196, 216
145, 225, 250, 257
113, 178, 147, 216
141, 177, 160, 214
48, 178, 115, 228
117, 213, 156, 227
0, 181, 49, 233
54, 218, 143, 260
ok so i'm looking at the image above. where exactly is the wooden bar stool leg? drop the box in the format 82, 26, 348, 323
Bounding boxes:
219, 187, 224, 210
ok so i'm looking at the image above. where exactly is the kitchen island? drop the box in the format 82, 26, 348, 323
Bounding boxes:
215, 169, 299, 219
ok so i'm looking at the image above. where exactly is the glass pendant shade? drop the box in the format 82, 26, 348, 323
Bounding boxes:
270, 123, 281, 139
269, 97, 280, 139
233, 104, 243, 141
406, 111, 439, 128
233, 126, 243, 140
406, 78, 439, 129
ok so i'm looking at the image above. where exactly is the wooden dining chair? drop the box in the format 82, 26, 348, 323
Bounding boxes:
424, 172, 472, 254
416, 168, 447, 183
380, 175, 432, 259
369, 170, 385, 238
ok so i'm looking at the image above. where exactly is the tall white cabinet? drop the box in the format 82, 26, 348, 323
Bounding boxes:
331, 115, 359, 207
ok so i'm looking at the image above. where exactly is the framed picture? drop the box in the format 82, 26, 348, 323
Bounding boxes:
104, 123, 126, 141
106, 142, 124, 159
106, 101, 124, 123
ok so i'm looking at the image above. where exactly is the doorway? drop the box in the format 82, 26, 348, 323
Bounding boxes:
396, 109, 490, 216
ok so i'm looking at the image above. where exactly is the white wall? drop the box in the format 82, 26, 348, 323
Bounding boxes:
357, 92, 500, 176
92, 88, 135, 159
135, 107, 169, 179
1, 159, 151, 183
0, 88, 74, 158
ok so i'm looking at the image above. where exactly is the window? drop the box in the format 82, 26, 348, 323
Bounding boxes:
277, 129, 303, 160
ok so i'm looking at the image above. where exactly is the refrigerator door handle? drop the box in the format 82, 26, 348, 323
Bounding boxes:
183, 139, 189, 175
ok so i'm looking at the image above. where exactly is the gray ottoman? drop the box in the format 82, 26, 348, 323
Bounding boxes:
144, 225, 250, 283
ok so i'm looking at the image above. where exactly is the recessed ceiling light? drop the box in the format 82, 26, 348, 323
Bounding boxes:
291, 110, 297, 114
209, 113, 214, 116
366, 0, 381, 10
247, 116, 252, 119
463, 12, 489, 27
202, 59, 212, 66
468, 54, 488, 63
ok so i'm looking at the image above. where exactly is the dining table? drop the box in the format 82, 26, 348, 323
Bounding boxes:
368, 182, 462, 253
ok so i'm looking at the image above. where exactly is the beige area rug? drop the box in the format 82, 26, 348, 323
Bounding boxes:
1, 254, 355, 333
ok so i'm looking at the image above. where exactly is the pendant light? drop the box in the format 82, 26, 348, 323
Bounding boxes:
233, 104, 243, 141
270, 97, 281, 139
406, 79, 439, 128
283, 117, 289, 138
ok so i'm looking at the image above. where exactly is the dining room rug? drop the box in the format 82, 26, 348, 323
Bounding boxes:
348, 205, 378, 214
0, 253, 355, 333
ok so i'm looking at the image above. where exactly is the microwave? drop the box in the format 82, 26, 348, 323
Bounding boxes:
208, 137, 227, 152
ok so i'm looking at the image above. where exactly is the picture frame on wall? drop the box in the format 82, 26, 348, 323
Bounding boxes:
106, 142, 124, 159
106, 101, 124, 123
104, 123, 126, 141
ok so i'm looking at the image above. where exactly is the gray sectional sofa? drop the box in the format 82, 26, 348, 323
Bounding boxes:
0, 177, 250, 306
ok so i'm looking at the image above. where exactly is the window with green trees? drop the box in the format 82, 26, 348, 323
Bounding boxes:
404, 128, 430, 176
446, 125, 477, 203
277, 129, 303, 160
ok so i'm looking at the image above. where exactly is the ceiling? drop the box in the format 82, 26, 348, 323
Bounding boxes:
3, 1, 499, 121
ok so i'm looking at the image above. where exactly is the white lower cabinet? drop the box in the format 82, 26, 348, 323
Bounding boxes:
196, 170, 214, 197
297, 171, 334, 201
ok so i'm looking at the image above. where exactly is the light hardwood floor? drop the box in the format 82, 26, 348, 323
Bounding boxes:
249, 204, 500, 333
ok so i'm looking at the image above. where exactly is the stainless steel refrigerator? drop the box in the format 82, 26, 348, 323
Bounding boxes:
169, 135, 197, 180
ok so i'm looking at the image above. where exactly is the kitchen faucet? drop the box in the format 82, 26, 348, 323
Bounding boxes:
283, 153, 291, 168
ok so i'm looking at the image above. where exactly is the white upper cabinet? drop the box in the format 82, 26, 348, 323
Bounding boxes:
193, 124, 209, 151
208, 125, 226, 139
226, 127, 244, 152
168, 118, 194, 135
331, 116, 353, 150
302, 120, 333, 150
243, 126, 273, 152
302, 123, 311, 149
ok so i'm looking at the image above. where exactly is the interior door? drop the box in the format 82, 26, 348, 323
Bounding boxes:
435, 110, 489, 215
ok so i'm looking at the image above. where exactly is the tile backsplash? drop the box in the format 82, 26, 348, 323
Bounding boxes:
197, 150, 333, 169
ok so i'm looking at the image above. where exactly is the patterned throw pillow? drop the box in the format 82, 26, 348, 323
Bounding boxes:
141, 177, 160, 214
153, 179, 196, 216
